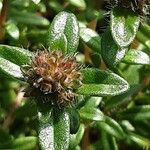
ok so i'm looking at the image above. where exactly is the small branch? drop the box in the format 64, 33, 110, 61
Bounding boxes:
0, 0, 9, 40
2, 88, 25, 130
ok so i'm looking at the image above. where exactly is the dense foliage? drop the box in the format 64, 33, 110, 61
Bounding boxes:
0, 0, 150, 150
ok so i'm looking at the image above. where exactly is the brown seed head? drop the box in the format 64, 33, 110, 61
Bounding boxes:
23, 50, 82, 106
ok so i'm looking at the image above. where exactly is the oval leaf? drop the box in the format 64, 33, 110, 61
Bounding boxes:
48, 11, 79, 54
111, 7, 140, 47
77, 68, 129, 96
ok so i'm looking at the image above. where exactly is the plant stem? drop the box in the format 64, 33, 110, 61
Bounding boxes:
0, 0, 9, 40
81, 127, 90, 150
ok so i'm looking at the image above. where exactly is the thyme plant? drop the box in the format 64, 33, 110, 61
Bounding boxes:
0, 0, 150, 150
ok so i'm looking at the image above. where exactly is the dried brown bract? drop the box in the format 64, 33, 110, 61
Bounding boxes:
111, 0, 150, 15
22, 50, 82, 107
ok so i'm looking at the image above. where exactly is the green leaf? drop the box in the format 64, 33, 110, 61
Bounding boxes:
84, 96, 102, 108
101, 131, 118, 150
32, 0, 41, 4
68, 0, 86, 10
98, 116, 125, 140
0, 57, 23, 80
68, 109, 80, 134
49, 1, 63, 13
128, 132, 150, 148
10, 0, 30, 7
91, 53, 101, 68
79, 107, 104, 121
98, 121, 124, 139
105, 117, 125, 139
69, 124, 85, 149
118, 105, 150, 121
0, 136, 37, 150
105, 85, 141, 109
77, 68, 129, 96
48, 33, 68, 53
101, 29, 127, 68
140, 23, 150, 39
80, 27, 101, 53
111, 7, 140, 47
123, 49, 150, 65
136, 31, 150, 51
10, 9, 49, 26
77, 96, 102, 122
121, 64, 141, 84
6, 22, 20, 39
48, 11, 79, 54
26, 30, 48, 45
0, 45, 32, 65
38, 108, 70, 150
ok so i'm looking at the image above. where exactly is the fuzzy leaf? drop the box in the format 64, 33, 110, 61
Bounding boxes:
123, 49, 150, 65
38, 108, 70, 150
77, 68, 129, 96
0, 57, 23, 80
84, 96, 102, 108
68, 109, 80, 134
48, 11, 79, 54
111, 7, 140, 47
79, 107, 104, 121
80, 27, 101, 53
105, 85, 141, 109
0, 45, 32, 65
101, 29, 127, 68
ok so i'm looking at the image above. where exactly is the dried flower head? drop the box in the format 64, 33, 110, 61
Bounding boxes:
111, 0, 150, 15
23, 50, 82, 107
